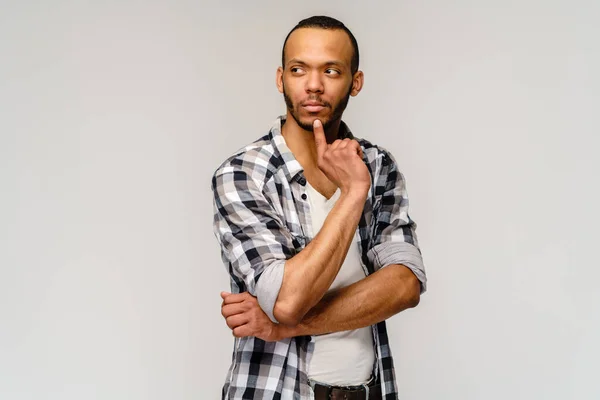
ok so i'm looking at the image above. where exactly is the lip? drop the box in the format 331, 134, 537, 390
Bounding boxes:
302, 102, 326, 112
303, 105, 325, 112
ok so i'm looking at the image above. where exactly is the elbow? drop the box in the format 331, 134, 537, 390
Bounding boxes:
396, 270, 421, 310
407, 289, 420, 308
394, 286, 419, 312
405, 275, 421, 309
273, 300, 305, 326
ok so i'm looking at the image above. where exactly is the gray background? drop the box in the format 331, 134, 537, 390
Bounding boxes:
1, 0, 599, 399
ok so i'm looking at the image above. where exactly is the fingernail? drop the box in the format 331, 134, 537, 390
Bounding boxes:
314, 119, 321, 127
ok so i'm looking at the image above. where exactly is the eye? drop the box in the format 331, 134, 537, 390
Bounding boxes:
325, 68, 341, 76
290, 67, 305, 74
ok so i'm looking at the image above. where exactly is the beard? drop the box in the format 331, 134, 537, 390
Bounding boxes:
282, 82, 353, 133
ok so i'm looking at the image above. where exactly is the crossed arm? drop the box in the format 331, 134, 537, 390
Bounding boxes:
221, 263, 421, 342
216, 177, 425, 340
214, 120, 425, 341
217, 168, 422, 340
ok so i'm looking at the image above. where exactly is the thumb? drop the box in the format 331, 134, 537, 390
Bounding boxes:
220, 291, 231, 299
313, 119, 326, 159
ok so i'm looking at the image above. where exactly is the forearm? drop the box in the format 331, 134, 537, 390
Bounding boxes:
277, 264, 421, 338
273, 191, 366, 325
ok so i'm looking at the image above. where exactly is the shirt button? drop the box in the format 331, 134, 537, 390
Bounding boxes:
301, 193, 307, 200
298, 177, 306, 186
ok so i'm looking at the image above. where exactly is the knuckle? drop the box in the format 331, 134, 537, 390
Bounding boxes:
234, 327, 246, 338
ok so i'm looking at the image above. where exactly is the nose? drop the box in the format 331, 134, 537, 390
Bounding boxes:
305, 70, 324, 94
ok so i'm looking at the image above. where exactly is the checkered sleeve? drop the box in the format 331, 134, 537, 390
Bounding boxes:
367, 149, 427, 293
212, 167, 294, 322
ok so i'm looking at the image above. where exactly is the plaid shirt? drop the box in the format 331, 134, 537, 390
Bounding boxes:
211, 116, 427, 399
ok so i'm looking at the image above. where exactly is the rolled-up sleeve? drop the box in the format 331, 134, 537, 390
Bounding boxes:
367, 150, 427, 293
211, 167, 292, 322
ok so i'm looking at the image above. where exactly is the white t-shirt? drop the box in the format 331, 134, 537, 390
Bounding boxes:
304, 182, 375, 386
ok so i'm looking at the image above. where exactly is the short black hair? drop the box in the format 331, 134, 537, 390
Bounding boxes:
281, 15, 360, 75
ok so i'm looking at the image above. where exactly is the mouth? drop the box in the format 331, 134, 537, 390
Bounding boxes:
301, 102, 326, 113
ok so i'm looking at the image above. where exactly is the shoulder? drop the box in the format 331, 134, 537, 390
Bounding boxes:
352, 136, 407, 198
353, 136, 400, 171
211, 132, 283, 192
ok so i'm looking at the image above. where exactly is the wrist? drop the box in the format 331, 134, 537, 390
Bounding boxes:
339, 184, 369, 204
275, 322, 300, 340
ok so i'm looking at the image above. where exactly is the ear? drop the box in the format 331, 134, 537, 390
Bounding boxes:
350, 70, 364, 97
276, 67, 284, 94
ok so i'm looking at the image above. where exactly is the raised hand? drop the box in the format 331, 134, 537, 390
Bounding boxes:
312, 119, 370, 196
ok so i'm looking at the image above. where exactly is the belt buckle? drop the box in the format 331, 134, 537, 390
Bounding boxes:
311, 380, 371, 400
310, 380, 333, 399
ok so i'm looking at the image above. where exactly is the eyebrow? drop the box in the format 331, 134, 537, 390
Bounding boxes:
287, 59, 346, 68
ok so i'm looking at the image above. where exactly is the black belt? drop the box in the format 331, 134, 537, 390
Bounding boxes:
312, 381, 381, 400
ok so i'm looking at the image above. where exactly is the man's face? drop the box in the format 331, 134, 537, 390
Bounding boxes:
278, 28, 361, 132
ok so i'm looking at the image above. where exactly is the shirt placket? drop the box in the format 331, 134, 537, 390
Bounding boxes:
290, 173, 314, 242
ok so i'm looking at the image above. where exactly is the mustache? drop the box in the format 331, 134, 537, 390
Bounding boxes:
300, 97, 332, 107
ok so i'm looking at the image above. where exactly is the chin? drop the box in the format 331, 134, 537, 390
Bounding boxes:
298, 111, 330, 124
301, 117, 327, 131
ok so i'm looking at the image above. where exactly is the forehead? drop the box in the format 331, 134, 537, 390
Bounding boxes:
284, 27, 353, 67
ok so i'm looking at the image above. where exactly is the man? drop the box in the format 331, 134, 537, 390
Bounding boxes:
211, 15, 427, 399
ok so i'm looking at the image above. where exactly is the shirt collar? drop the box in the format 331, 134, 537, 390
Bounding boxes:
268, 115, 355, 183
